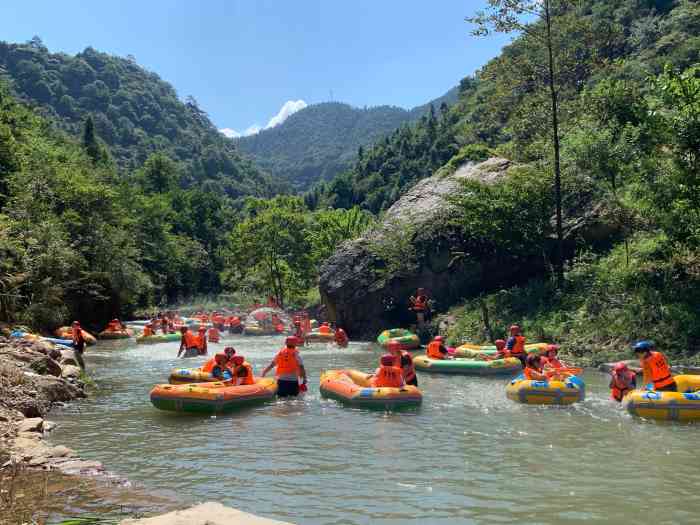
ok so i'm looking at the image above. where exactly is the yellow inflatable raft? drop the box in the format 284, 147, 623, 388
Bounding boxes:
506, 374, 585, 405
454, 342, 548, 359
623, 375, 700, 422
305, 331, 335, 343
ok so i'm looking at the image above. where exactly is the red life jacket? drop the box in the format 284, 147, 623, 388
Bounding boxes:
372, 366, 403, 388
610, 370, 636, 402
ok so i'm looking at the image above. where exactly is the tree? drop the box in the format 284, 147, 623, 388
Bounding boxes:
468, 0, 567, 287
82, 115, 102, 164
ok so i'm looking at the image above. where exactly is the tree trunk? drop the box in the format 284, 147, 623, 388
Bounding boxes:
479, 296, 494, 344
545, 0, 565, 289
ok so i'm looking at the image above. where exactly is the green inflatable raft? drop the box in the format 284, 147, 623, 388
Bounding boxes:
136, 333, 181, 345
413, 355, 522, 376
453, 342, 549, 359
377, 329, 420, 350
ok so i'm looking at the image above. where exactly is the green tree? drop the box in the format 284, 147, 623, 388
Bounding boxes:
82, 115, 102, 164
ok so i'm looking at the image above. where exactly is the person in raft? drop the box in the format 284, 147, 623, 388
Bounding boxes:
231, 355, 255, 386
541, 344, 565, 370
609, 362, 637, 402
211, 353, 233, 381
318, 322, 332, 335
106, 318, 124, 332
178, 326, 200, 358
388, 341, 418, 386
523, 354, 549, 381
334, 327, 349, 347
371, 354, 405, 388
261, 337, 308, 397
634, 340, 677, 392
202, 346, 236, 372
142, 322, 156, 337
426, 335, 450, 360
71, 321, 86, 370
505, 325, 527, 367
483, 339, 508, 361
408, 288, 430, 327
197, 326, 208, 356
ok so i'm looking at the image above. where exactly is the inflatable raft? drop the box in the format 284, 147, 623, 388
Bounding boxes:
243, 324, 275, 336
150, 378, 278, 414
320, 369, 422, 409
413, 355, 522, 376
98, 329, 132, 340
506, 374, 585, 405
136, 333, 181, 345
454, 342, 549, 359
305, 331, 335, 344
11, 331, 74, 348
623, 375, 700, 422
377, 329, 420, 350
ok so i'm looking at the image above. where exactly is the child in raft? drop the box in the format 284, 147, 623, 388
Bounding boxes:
371, 354, 405, 388
426, 336, 450, 360
211, 353, 232, 381
481, 339, 508, 361
523, 354, 550, 381
230, 355, 255, 386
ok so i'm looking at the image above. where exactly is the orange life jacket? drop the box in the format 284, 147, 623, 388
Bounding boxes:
182, 330, 198, 349
275, 347, 300, 377
412, 295, 428, 312
427, 341, 445, 359
510, 335, 526, 355
233, 363, 255, 385
372, 366, 403, 388
143, 326, 155, 337
542, 356, 563, 369
610, 370, 636, 402
229, 316, 241, 326
319, 325, 331, 335
208, 327, 220, 343
643, 351, 674, 389
523, 366, 545, 381
202, 358, 216, 373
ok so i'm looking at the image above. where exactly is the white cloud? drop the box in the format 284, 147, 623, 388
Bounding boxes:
220, 99, 307, 139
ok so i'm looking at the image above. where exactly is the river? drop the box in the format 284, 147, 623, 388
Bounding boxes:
49, 335, 700, 525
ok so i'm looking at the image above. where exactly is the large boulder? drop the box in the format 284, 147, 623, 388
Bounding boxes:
319, 158, 542, 338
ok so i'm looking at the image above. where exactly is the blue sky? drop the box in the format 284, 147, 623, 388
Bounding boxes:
2, 0, 512, 136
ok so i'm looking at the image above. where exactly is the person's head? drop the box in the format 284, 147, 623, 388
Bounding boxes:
613, 362, 629, 374
224, 347, 236, 358
387, 341, 402, 355
509, 324, 521, 336
72, 321, 80, 327
495, 339, 506, 350
380, 354, 395, 367
417, 288, 425, 295
633, 340, 655, 357
322, 322, 329, 327
232, 355, 245, 366
111, 318, 119, 323
214, 353, 227, 365
545, 344, 560, 357
285, 336, 298, 348
198, 326, 206, 334
526, 354, 541, 369
180, 326, 187, 334
434, 335, 444, 343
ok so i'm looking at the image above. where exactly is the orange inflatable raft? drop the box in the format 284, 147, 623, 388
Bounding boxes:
320, 369, 422, 409
150, 377, 277, 414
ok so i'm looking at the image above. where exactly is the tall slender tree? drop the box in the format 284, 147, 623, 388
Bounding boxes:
468, 0, 566, 287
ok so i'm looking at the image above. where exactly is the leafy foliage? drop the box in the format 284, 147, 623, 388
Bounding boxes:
0, 39, 279, 198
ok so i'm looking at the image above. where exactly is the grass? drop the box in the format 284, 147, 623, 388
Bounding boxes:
445, 233, 700, 366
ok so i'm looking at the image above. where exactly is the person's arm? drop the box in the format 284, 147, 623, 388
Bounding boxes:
261, 358, 276, 377
178, 336, 185, 356
641, 360, 652, 388
299, 364, 307, 384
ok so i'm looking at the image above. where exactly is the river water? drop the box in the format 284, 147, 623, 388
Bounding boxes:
50, 335, 700, 525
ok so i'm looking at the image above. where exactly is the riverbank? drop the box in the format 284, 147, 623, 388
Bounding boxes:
0, 336, 123, 522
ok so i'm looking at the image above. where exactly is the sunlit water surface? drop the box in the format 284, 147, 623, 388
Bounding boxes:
50, 335, 700, 524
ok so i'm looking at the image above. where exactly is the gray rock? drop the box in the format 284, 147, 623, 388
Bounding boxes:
319, 158, 530, 337
16, 417, 43, 433
28, 455, 49, 466
60, 365, 82, 379
59, 349, 79, 366
29, 355, 62, 377
50, 445, 75, 458
43, 420, 57, 432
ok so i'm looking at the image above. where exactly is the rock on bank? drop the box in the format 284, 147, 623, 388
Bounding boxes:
120, 502, 294, 525
319, 157, 535, 337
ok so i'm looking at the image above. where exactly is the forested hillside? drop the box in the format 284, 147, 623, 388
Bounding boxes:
315, 0, 699, 215
236, 87, 459, 191
0, 39, 279, 197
